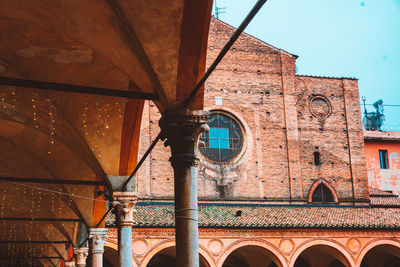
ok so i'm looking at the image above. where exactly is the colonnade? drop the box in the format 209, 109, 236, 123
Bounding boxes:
140, 243, 400, 267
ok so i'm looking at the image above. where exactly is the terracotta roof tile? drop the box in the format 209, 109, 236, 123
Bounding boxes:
369, 186, 397, 197
364, 130, 400, 141
106, 202, 400, 229
369, 187, 400, 207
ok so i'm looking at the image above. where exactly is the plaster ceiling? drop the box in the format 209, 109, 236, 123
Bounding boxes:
0, 0, 213, 264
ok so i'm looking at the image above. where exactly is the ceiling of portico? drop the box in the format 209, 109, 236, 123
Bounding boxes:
0, 0, 213, 264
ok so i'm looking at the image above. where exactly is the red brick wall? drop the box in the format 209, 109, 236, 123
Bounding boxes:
136, 18, 369, 204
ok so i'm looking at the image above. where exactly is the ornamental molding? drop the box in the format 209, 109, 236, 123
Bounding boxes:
73, 247, 89, 266
112, 191, 138, 227
309, 95, 332, 118
129, 228, 400, 238
89, 228, 108, 254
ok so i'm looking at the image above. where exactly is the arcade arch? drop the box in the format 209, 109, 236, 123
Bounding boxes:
217, 240, 285, 267
104, 245, 118, 267
145, 246, 210, 267
291, 242, 352, 267
360, 243, 400, 267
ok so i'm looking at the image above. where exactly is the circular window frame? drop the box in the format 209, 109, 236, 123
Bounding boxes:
197, 109, 248, 166
309, 95, 332, 118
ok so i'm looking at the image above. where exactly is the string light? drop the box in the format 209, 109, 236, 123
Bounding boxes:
9, 87, 16, 109
94, 101, 100, 158
105, 103, 110, 128
47, 98, 56, 155
32, 90, 39, 129
1, 89, 6, 110
116, 98, 123, 119
82, 101, 88, 136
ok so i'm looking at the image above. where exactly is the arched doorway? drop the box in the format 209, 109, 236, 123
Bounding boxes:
221, 245, 281, 267
147, 246, 210, 267
360, 244, 400, 267
293, 245, 349, 267
104, 246, 118, 267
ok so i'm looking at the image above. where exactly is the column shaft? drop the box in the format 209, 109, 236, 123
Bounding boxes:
92, 254, 103, 267
160, 109, 209, 267
174, 165, 199, 267
112, 191, 137, 267
120, 226, 132, 267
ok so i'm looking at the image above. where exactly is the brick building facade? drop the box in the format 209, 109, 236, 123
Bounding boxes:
105, 18, 400, 267
137, 18, 368, 205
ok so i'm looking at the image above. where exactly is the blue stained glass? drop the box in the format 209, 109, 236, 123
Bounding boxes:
199, 113, 243, 163
209, 128, 229, 149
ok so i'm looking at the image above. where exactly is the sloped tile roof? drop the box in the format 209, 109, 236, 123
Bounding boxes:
106, 202, 400, 229
369, 187, 400, 207
369, 186, 398, 197
364, 130, 400, 141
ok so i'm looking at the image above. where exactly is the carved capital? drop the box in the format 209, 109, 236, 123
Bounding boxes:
73, 247, 89, 267
64, 261, 76, 267
160, 109, 210, 168
112, 191, 138, 227
88, 228, 108, 254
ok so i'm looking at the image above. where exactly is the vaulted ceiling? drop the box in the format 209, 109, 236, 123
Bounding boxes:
0, 0, 213, 265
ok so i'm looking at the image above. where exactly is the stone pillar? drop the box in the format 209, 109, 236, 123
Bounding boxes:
112, 191, 138, 267
88, 228, 108, 267
160, 109, 209, 267
64, 261, 76, 267
73, 247, 89, 267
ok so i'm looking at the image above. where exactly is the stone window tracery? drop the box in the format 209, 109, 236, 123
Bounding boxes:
199, 111, 244, 164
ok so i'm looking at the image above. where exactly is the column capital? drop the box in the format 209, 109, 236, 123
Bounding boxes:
73, 247, 89, 267
159, 109, 210, 168
88, 228, 108, 254
64, 261, 76, 267
112, 191, 138, 227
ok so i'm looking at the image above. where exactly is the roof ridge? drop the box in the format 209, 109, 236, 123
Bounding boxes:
211, 16, 298, 59
296, 74, 358, 80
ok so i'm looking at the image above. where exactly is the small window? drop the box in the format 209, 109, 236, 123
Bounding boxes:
313, 152, 321, 166
312, 183, 334, 203
379, 150, 389, 169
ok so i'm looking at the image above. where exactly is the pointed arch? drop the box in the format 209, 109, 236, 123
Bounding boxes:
308, 180, 338, 203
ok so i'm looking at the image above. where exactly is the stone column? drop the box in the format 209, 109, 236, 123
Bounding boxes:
112, 191, 138, 267
88, 228, 108, 267
160, 109, 209, 267
64, 261, 76, 267
73, 247, 89, 267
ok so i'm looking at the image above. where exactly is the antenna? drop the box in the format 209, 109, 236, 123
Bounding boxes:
214, 0, 226, 19
362, 97, 385, 131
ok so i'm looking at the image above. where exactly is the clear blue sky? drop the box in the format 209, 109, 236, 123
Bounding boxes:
212, 0, 400, 131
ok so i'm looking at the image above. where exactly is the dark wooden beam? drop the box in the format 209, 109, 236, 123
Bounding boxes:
0, 76, 159, 100
0, 176, 106, 186
0, 217, 82, 222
